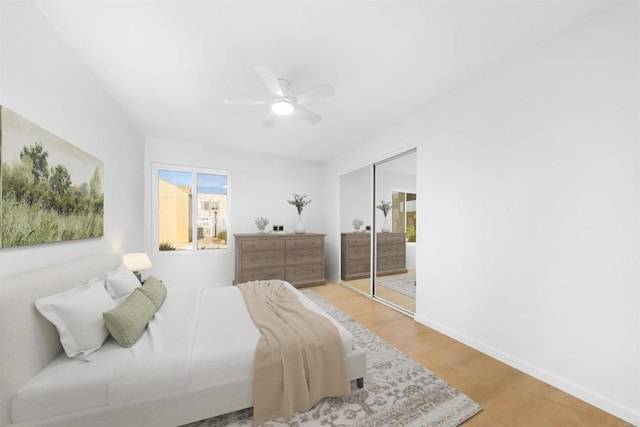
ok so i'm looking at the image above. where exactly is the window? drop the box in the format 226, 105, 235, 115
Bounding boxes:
152, 164, 229, 252
391, 191, 416, 242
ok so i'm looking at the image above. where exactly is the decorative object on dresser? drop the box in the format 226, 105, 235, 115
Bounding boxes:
352, 218, 364, 232
376, 200, 392, 233
341, 232, 407, 280
254, 216, 269, 232
287, 193, 311, 234
235, 233, 326, 287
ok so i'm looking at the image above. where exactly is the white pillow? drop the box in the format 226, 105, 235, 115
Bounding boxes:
105, 263, 140, 300
35, 277, 117, 361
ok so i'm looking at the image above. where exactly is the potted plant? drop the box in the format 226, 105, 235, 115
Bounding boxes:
376, 200, 392, 232
288, 193, 311, 234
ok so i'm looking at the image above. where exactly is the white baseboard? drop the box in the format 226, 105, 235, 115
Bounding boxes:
413, 313, 639, 425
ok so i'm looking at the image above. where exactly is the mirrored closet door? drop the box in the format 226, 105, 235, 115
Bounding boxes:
338, 149, 416, 315
374, 150, 416, 313
339, 165, 373, 296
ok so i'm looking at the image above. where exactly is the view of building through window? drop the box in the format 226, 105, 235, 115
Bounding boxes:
391, 191, 416, 242
156, 167, 228, 251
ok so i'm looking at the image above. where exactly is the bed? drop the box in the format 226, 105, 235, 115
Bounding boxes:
0, 254, 366, 427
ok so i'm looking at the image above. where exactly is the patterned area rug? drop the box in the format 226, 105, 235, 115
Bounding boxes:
184, 291, 481, 427
377, 275, 416, 299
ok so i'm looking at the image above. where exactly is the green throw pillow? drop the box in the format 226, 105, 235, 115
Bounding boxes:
103, 288, 156, 348
140, 276, 167, 311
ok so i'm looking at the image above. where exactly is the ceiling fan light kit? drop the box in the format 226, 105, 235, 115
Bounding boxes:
272, 98, 294, 115
225, 66, 335, 126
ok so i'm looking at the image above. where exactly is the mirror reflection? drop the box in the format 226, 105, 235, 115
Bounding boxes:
339, 165, 373, 295
338, 150, 417, 316
374, 150, 416, 313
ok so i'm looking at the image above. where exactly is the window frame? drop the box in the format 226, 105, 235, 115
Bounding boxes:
151, 162, 231, 256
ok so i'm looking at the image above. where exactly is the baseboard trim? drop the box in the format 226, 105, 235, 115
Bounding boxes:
413, 313, 639, 425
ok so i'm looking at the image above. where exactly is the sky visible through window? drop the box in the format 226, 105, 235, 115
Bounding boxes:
159, 170, 227, 195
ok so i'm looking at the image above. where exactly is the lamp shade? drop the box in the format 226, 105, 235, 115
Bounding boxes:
122, 253, 152, 272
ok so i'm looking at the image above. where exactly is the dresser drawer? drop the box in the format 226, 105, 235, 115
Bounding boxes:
239, 267, 285, 283
286, 249, 322, 265
286, 238, 323, 250
241, 239, 285, 251
377, 244, 405, 257
241, 251, 285, 268
349, 259, 370, 274
377, 256, 405, 271
377, 234, 405, 245
287, 264, 324, 281
348, 245, 370, 260
347, 235, 370, 247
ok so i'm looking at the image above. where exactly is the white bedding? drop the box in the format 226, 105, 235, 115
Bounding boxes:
12, 283, 355, 424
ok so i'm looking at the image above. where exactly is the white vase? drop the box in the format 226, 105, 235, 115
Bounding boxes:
294, 213, 306, 234
381, 216, 391, 233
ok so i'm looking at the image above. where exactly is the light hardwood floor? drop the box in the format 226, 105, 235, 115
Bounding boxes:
342, 269, 416, 312
310, 282, 632, 427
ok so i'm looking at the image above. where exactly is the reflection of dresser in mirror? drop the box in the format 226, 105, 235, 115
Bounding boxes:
341, 232, 407, 280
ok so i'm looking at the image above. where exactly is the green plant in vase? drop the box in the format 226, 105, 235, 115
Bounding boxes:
376, 200, 391, 232
288, 193, 311, 234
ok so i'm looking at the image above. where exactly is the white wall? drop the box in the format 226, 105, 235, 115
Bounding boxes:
339, 165, 372, 233
145, 137, 325, 286
325, 2, 639, 423
0, 1, 145, 277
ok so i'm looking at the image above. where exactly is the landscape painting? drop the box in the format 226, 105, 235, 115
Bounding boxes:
0, 106, 103, 247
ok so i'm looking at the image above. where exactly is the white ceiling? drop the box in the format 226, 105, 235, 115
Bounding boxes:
36, 0, 609, 162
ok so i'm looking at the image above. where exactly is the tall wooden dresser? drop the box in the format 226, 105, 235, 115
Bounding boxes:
341, 232, 407, 280
234, 233, 326, 288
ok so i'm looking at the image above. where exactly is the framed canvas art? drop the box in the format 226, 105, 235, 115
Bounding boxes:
0, 106, 104, 247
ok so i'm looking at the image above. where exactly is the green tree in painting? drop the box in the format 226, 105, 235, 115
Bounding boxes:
1, 156, 33, 202
89, 166, 103, 214
1, 142, 104, 247
50, 164, 71, 196
20, 141, 49, 183
89, 167, 101, 196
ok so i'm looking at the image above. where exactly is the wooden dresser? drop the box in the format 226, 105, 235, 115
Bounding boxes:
341, 233, 371, 280
376, 233, 408, 277
341, 232, 407, 280
234, 233, 326, 288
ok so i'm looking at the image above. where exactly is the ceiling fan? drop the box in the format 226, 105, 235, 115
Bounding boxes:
224, 66, 335, 127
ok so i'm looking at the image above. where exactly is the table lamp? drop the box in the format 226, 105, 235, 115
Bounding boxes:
122, 253, 152, 283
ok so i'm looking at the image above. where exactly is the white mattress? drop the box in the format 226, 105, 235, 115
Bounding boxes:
12, 283, 354, 424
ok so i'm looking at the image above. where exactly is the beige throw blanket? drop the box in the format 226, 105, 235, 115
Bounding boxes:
237, 280, 350, 425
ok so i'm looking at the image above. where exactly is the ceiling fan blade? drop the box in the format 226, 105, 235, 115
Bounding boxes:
262, 112, 277, 127
292, 83, 335, 105
224, 99, 268, 106
256, 66, 284, 97
295, 106, 322, 124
